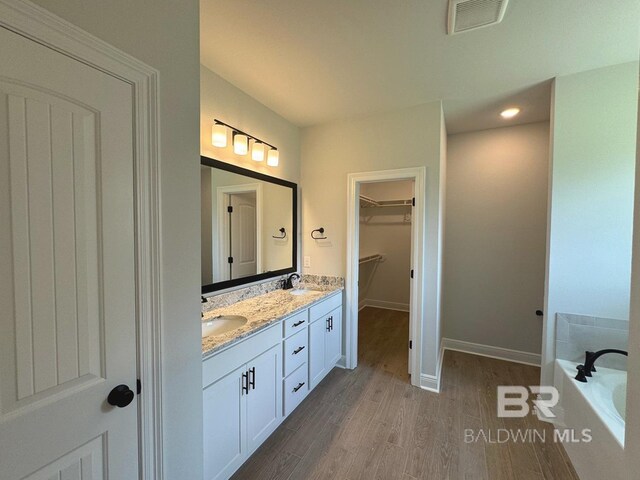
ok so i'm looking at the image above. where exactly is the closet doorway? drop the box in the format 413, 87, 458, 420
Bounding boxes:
346, 167, 426, 387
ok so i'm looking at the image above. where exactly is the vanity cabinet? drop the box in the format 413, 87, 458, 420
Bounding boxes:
203, 326, 281, 480
203, 290, 342, 480
309, 293, 343, 389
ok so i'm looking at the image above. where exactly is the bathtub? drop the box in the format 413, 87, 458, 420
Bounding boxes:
556, 359, 626, 445
555, 359, 627, 480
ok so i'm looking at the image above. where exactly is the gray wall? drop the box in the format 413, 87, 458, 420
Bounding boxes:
29, 1, 203, 478
301, 101, 446, 379
443, 122, 550, 355
542, 62, 639, 386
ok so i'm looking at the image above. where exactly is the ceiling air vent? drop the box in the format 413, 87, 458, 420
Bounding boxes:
447, 0, 509, 35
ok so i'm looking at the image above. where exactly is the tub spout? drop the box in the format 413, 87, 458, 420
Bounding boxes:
575, 349, 627, 383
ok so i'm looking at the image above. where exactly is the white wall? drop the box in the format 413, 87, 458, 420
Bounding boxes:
624, 79, 640, 478
28, 1, 203, 478
542, 62, 639, 385
443, 122, 550, 355
359, 181, 414, 310
301, 101, 445, 378
201, 65, 300, 184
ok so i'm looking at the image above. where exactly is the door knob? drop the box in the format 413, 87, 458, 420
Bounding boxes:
107, 384, 135, 408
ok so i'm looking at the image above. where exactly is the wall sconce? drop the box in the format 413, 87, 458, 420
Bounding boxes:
212, 118, 279, 167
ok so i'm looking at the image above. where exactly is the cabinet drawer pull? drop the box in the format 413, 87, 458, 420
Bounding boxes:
293, 346, 305, 355
292, 320, 305, 327
242, 372, 249, 395
249, 367, 256, 390
293, 382, 305, 393
329, 315, 333, 331
326, 317, 331, 332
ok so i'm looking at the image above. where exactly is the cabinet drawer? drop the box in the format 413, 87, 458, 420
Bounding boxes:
283, 364, 308, 417
283, 328, 307, 377
309, 292, 342, 322
283, 310, 308, 338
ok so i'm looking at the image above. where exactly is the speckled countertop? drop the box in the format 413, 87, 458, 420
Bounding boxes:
202, 285, 342, 359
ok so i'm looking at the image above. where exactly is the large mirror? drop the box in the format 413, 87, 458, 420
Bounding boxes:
201, 156, 297, 293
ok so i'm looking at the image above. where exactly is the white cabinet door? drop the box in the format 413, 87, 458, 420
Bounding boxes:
246, 344, 281, 454
325, 307, 342, 368
309, 317, 328, 389
203, 366, 246, 480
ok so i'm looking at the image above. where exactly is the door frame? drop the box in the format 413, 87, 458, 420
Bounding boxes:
0, 1, 164, 478
346, 167, 426, 387
216, 183, 263, 280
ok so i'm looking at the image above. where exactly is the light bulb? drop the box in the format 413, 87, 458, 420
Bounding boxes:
267, 149, 279, 167
211, 124, 227, 147
252, 142, 265, 161
500, 108, 520, 119
233, 134, 248, 155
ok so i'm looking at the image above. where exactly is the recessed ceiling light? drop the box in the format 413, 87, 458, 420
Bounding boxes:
500, 107, 521, 119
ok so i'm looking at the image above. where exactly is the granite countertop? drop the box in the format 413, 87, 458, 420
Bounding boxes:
202, 285, 342, 359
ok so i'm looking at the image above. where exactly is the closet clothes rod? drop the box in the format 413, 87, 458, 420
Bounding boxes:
359, 254, 383, 265
359, 195, 413, 208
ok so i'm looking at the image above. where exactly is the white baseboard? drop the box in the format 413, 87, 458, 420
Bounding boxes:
358, 299, 367, 311
335, 355, 347, 369
441, 338, 541, 367
359, 299, 410, 312
419, 373, 440, 393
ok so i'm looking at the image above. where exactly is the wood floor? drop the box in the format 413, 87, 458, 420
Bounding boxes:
231, 307, 579, 480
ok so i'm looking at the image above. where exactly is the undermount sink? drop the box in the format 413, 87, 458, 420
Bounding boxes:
288, 288, 317, 296
202, 315, 248, 338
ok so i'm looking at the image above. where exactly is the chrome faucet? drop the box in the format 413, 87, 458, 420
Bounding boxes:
282, 273, 300, 290
575, 349, 627, 382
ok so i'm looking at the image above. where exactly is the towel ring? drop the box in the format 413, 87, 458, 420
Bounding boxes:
311, 227, 327, 240
272, 227, 287, 239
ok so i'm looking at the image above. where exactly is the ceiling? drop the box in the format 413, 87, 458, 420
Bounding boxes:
200, 0, 639, 133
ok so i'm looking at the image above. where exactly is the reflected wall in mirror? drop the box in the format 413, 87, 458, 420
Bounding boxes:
201, 157, 297, 293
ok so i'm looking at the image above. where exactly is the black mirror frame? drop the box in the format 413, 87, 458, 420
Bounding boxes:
201, 156, 298, 294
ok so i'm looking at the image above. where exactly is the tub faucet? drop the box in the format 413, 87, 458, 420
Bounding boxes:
575, 349, 628, 382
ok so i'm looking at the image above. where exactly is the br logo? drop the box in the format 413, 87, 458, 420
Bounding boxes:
497, 386, 559, 418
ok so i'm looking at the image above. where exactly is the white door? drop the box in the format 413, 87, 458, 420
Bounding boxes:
245, 345, 280, 454
203, 366, 246, 480
0, 26, 139, 479
229, 192, 257, 279
309, 318, 327, 389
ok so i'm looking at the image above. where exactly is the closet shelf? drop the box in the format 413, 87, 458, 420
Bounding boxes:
359, 194, 412, 208
359, 254, 383, 265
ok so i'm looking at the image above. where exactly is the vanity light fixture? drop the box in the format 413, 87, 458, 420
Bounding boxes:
252, 141, 265, 162
267, 148, 279, 167
213, 118, 279, 167
233, 133, 248, 155
500, 107, 521, 119
211, 122, 228, 148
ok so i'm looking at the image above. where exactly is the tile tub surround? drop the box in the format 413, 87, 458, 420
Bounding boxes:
202, 275, 345, 312
556, 313, 629, 371
202, 286, 342, 358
